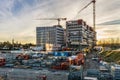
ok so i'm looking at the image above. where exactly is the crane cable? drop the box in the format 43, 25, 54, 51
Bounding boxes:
77, 1, 93, 14
74, 0, 93, 19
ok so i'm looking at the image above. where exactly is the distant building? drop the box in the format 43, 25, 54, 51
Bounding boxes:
66, 19, 96, 49
64, 29, 67, 46
36, 25, 64, 51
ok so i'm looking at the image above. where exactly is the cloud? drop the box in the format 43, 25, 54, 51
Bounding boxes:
97, 19, 120, 25
103, 29, 120, 38
103, 29, 120, 33
0, 0, 120, 43
96, 25, 120, 40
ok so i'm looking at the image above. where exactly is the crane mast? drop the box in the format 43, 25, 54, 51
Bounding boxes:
77, 0, 96, 46
77, 0, 96, 31
93, 0, 96, 31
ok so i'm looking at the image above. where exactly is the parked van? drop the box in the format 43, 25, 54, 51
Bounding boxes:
84, 77, 98, 80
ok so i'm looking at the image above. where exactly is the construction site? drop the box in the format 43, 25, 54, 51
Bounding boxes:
0, 0, 98, 80
36, 0, 96, 51
0, 50, 85, 80
1, 0, 116, 80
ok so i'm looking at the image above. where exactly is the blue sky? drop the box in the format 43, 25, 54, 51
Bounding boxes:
0, 0, 120, 43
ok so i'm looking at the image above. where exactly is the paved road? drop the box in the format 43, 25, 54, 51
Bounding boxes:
83, 51, 99, 76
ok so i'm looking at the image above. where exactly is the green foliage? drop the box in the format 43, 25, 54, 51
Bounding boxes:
0, 41, 35, 50
100, 51, 120, 64
97, 38, 120, 50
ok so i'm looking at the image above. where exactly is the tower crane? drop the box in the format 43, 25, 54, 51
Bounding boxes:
77, 0, 96, 46
78, 0, 96, 30
36, 18, 67, 25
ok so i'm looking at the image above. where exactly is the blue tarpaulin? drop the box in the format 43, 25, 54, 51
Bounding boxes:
53, 52, 70, 57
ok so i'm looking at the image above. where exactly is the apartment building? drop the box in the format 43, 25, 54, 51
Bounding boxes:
36, 25, 64, 50
66, 19, 96, 49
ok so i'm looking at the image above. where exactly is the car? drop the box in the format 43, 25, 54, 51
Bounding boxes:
84, 77, 98, 80
99, 73, 113, 80
32, 67, 42, 70
92, 57, 98, 60
86, 69, 100, 78
92, 57, 100, 62
4, 64, 14, 68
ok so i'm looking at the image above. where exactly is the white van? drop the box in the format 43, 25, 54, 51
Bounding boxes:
84, 77, 98, 80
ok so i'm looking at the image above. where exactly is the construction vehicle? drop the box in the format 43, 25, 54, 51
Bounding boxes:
0, 57, 6, 66
52, 52, 85, 70
51, 58, 69, 70
62, 47, 73, 51
16, 54, 30, 60
74, 53, 85, 65
68, 52, 85, 66
83, 48, 90, 54
36, 18, 67, 25
52, 62, 69, 70
37, 75, 47, 80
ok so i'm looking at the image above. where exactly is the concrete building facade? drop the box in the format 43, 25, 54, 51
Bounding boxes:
36, 25, 64, 50
66, 19, 96, 49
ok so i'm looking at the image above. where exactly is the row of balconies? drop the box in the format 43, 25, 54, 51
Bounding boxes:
67, 24, 95, 32
69, 34, 94, 43
67, 29, 95, 39
69, 34, 95, 45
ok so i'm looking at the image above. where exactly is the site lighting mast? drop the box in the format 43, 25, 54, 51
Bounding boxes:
36, 18, 67, 25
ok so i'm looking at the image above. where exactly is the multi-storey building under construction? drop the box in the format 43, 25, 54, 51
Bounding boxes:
36, 25, 64, 51
66, 19, 96, 49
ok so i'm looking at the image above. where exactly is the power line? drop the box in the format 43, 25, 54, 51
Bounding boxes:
77, 1, 93, 14
74, 0, 91, 19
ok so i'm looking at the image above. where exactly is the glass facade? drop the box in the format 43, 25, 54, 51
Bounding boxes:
36, 25, 64, 48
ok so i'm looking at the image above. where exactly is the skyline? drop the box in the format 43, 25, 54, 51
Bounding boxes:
0, 0, 120, 44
